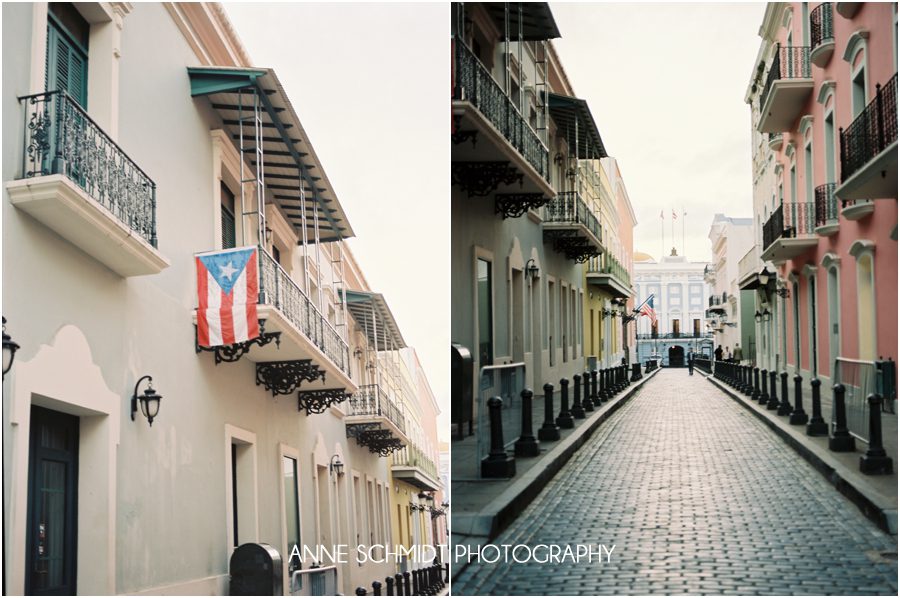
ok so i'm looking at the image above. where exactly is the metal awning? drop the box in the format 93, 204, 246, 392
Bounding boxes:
342, 290, 406, 351
188, 66, 354, 243
483, 3, 561, 41
548, 93, 607, 159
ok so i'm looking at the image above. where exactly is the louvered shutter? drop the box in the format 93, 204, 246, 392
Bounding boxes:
221, 205, 236, 249
46, 20, 87, 107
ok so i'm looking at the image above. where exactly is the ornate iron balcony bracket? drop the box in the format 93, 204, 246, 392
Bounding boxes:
346, 423, 405, 456
494, 193, 549, 219
297, 388, 351, 415
451, 161, 523, 198
195, 322, 281, 365
256, 360, 325, 396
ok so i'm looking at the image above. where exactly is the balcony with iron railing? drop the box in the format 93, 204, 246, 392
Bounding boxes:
758, 45, 813, 133
810, 3, 835, 67
814, 182, 839, 235
761, 202, 818, 261
708, 293, 727, 313
6, 90, 169, 276
392, 442, 440, 491
637, 332, 714, 340
542, 191, 603, 262
346, 384, 408, 451
837, 73, 898, 200
451, 36, 551, 187
586, 250, 631, 298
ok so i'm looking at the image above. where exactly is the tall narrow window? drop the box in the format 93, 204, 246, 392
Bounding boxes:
792, 281, 801, 369
221, 183, 236, 249
808, 274, 818, 376
46, 3, 89, 107
693, 319, 700, 337
824, 111, 836, 183
851, 67, 867, 118
476, 258, 493, 365
672, 318, 680, 337
804, 142, 813, 204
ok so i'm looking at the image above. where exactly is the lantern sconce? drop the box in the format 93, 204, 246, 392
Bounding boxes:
2, 316, 20, 379
131, 375, 162, 427
329, 454, 345, 477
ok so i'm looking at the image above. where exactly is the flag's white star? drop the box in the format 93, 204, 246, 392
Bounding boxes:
219, 261, 238, 280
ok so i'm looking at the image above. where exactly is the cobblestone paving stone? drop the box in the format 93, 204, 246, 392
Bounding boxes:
453, 369, 899, 595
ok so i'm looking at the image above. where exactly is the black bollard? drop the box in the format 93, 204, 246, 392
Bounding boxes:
758, 369, 769, 405
481, 396, 516, 478
597, 368, 607, 402
829, 383, 856, 452
373, 581, 382, 596
385, 576, 394, 596
806, 378, 828, 435
777, 371, 792, 415
606, 368, 614, 398
631, 362, 641, 382
356, 588, 367, 596
746, 366, 755, 395
403, 571, 411, 596
556, 378, 574, 429
395, 573, 405, 596
539, 383, 560, 441
514, 388, 540, 457
752, 367, 760, 401
411, 567, 419, 596
591, 369, 601, 406
767, 370, 780, 410
582, 371, 594, 412
571, 374, 586, 419
860, 394, 893, 474
789, 374, 808, 425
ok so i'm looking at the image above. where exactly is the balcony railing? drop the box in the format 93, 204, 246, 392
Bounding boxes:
840, 74, 898, 184
586, 251, 631, 287
637, 332, 713, 340
544, 191, 602, 241
393, 443, 439, 481
738, 243, 761, 283
761, 45, 811, 110
814, 183, 838, 227
257, 248, 350, 375
347, 384, 406, 435
19, 90, 158, 247
452, 37, 550, 181
763, 202, 816, 249
810, 3, 834, 52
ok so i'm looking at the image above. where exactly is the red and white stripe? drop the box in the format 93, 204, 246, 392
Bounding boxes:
196, 249, 259, 348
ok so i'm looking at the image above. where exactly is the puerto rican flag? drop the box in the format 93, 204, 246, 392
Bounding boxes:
196, 246, 260, 347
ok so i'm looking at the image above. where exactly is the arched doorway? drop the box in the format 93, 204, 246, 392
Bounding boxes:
668, 345, 685, 368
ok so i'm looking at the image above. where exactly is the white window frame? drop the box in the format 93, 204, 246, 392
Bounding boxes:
225, 424, 259, 555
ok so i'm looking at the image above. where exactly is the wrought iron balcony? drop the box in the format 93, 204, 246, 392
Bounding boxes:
758, 45, 813, 133
346, 384, 408, 455
708, 294, 727, 313
814, 182, 839, 235
761, 202, 818, 261
542, 191, 603, 262
838, 73, 898, 200
452, 37, 550, 184
586, 250, 631, 298
257, 248, 350, 376
392, 443, 440, 491
7, 90, 168, 276
810, 3, 835, 67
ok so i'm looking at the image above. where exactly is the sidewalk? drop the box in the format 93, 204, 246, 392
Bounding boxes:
450, 367, 661, 575
703, 371, 898, 534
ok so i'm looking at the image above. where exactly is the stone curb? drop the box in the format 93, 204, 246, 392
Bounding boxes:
452, 368, 661, 579
703, 372, 898, 534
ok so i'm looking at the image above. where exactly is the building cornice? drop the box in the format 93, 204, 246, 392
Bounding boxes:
164, 2, 252, 67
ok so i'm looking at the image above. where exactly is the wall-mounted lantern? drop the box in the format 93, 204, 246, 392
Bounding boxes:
132, 375, 162, 427
2, 317, 20, 379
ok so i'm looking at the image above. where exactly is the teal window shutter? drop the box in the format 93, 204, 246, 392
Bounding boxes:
46, 8, 89, 107
221, 205, 236, 249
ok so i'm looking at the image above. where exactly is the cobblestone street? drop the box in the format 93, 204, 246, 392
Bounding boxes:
453, 369, 899, 595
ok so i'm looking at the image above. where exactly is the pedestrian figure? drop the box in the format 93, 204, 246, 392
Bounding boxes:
726, 346, 732, 361
733, 342, 743, 363
688, 353, 694, 376
715, 344, 723, 362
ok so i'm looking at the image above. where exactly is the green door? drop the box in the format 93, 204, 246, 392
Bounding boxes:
26, 406, 79, 595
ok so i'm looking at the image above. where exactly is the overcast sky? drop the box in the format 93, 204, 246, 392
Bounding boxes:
224, 3, 450, 440
552, 2, 766, 263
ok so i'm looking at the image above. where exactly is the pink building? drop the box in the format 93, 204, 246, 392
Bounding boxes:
746, 3, 897, 397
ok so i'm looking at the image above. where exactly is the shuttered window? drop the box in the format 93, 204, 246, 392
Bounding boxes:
221, 183, 236, 249
45, 3, 89, 108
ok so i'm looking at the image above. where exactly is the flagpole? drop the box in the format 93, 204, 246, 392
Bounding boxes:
682, 206, 686, 258
660, 211, 664, 260
671, 209, 675, 253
